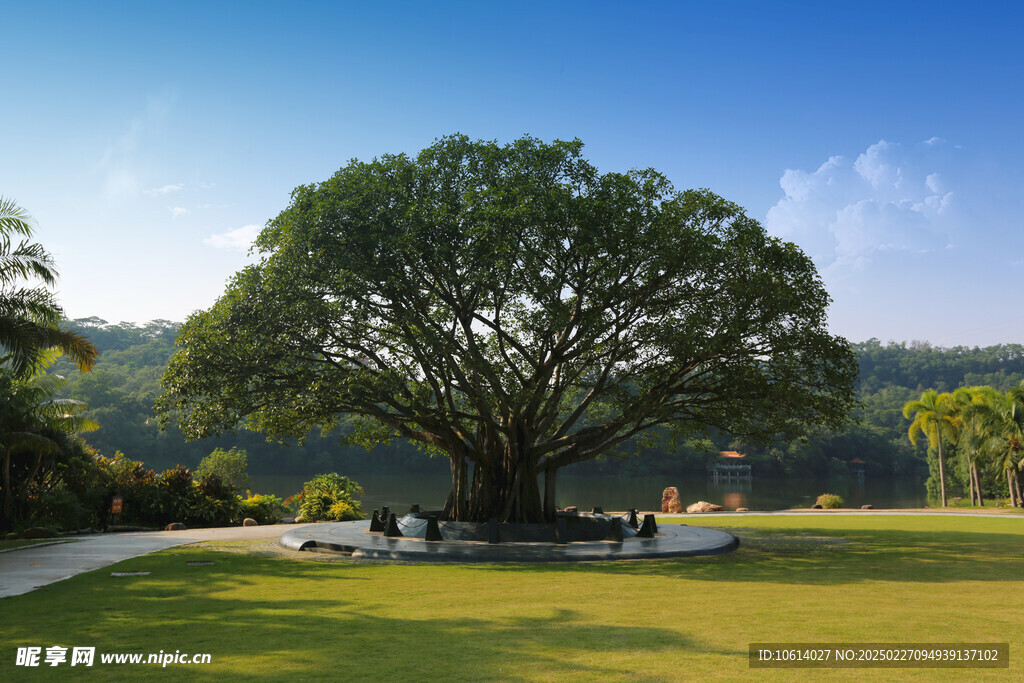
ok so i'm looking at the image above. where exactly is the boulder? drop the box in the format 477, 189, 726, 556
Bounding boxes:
21, 527, 57, 539
861, 504, 874, 510
811, 504, 823, 509
686, 501, 724, 513
736, 507, 750, 512
661, 487, 683, 513
278, 517, 297, 524
165, 522, 187, 531
242, 518, 258, 527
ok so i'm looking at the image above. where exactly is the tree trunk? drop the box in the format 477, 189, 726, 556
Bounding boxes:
442, 451, 469, 521
448, 425, 544, 523
1014, 471, 1023, 508
972, 464, 984, 507
543, 467, 558, 522
936, 441, 947, 507
1008, 471, 1017, 508
967, 461, 975, 506
2, 451, 12, 527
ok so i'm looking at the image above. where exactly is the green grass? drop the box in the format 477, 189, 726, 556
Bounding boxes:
2, 515, 1022, 681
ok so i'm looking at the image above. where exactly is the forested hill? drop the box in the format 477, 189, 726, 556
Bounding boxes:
857, 339, 1024, 393
51, 319, 1024, 478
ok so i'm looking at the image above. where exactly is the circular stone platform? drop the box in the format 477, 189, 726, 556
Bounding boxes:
279, 518, 738, 562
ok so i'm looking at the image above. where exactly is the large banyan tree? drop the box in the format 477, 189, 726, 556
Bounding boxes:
157, 135, 857, 522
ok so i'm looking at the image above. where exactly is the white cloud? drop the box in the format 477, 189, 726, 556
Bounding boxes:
170, 206, 189, 217
765, 138, 956, 272
203, 224, 261, 250
146, 183, 184, 196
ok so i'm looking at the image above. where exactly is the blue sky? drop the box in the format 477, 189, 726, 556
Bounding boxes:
3, 1, 1023, 346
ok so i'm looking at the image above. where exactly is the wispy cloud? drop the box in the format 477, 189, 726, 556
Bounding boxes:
95, 91, 176, 200
146, 183, 184, 196
203, 224, 261, 250
170, 206, 189, 217
765, 138, 956, 273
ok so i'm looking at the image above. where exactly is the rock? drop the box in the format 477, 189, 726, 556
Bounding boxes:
685, 501, 724, 513
21, 527, 57, 539
811, 504, 823, 509
242, 517, 258, 527
736, 507, 750, 512
661, 487, 683, 513
165, 522, 187, 531
861, 504, 874, 510
278, 517, 296, 524
294, 515, 304, 523
562, 506, 578, 514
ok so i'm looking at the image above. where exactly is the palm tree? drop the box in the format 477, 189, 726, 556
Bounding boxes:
0, 355, 99, 523
952, 386, 997, 506
974, 388, 1024, 507
904, 390, 960, 506
0, 197, 96, 375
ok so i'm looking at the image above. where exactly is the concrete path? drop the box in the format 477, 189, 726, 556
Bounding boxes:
0, 525, 288, 599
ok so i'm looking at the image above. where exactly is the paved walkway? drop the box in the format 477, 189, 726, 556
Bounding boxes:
0, 525, 286, 598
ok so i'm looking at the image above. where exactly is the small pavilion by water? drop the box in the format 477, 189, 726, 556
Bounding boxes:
709, 450, 752, 480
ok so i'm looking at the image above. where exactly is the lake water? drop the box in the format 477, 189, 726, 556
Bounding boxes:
250, 472, 928, 512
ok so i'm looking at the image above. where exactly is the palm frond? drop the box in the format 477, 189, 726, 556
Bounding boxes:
0, 196, 36, 239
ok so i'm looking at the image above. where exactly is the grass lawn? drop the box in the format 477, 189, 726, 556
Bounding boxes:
2, 515, 1022, 681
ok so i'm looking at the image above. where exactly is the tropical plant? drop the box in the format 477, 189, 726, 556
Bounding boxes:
904, 390, 960, 506
951, 386, 999, 506
295, 473, 363, 521
237, 492, 288, 525
815, 493, 843, 509
0, 197, 97, 376
971, 388, 1024, 507
0, 356, 99, 527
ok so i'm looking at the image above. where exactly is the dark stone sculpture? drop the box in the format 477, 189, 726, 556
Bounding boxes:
369, 509, 384, 532
425, 516, 443, 541
384, 512, 403, 537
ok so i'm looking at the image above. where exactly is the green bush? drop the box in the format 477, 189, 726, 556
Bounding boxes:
238, 492, 289, 524
195, 447, 250, 492
100, 451, 162, 525
816, 493, 844, 509
296, 473, 364, 521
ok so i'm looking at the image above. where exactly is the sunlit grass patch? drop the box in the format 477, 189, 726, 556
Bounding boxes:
2, 515, 1022, 681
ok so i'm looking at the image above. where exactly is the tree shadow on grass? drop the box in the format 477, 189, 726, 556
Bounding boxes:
465, 527, 1024, 585
2, 549, 720, 681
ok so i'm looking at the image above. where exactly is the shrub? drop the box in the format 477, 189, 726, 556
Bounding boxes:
195, 447, 250, 492
327, 500, 358, 521
238, 492, 289, 525
816, 493, 844, 509
159, 465, 199, 522
99, 451, 162, 525
296, 473, 364, 521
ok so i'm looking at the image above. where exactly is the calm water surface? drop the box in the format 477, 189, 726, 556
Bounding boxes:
251, 472, 927, 512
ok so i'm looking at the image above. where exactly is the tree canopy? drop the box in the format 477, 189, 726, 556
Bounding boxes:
157, 135, 857, 522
